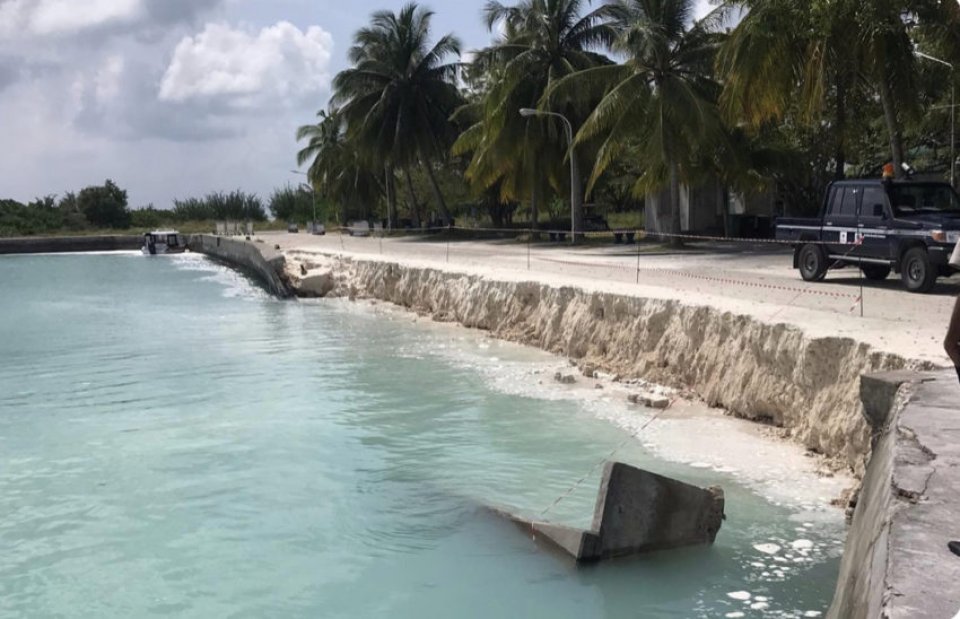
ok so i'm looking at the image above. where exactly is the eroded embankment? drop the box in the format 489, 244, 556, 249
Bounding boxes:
283, 252, 929, 476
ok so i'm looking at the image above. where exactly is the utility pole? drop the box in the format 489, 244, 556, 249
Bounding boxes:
916, 51, 955, 187
520, 108, 578, 244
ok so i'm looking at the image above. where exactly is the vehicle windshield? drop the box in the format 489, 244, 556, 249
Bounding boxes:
889, 183, 960, 217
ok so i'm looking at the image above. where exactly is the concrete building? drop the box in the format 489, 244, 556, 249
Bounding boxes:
645, 178, 778, 238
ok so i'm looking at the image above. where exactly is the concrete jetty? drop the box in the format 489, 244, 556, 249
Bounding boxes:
187, 234, 291, 298
829, 370, 960, 618
0, 235, 141, 254
496, 462, 725, 563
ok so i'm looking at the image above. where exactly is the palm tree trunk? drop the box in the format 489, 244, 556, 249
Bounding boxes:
530, 165, 540, 241
403, 167, 421, 227
385, 164, 397, 230
878, 69, 906, 179
669, 159, 683, 249
571, 152, 584, 242
424, 161, 453, 226
834, 75, 847, 181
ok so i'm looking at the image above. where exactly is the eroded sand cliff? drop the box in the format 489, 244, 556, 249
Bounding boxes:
284, 251, 927, 475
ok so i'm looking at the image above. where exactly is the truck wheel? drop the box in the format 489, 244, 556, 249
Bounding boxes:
901, 247, 937, 293
798, 244, 828, 282
861, 264, 891, 281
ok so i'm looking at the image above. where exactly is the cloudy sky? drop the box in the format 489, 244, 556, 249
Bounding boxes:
0, 0, 713, 209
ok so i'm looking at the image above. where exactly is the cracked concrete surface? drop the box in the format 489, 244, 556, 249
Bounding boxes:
830, 370, 960, 618
885, 370, 960, 619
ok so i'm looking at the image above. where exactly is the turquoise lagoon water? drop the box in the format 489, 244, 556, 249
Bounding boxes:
0, 253, 842, 618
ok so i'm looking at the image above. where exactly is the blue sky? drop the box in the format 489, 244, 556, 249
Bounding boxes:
0, 0, 714, 209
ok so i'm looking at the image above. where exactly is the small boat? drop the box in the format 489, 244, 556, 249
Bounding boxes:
142, 230, 187, 255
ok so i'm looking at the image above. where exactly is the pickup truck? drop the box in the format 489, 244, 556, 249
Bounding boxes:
775, 179, 960, 293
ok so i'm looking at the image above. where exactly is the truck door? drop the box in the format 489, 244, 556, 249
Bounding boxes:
856, 185, 893, 260
823, 185, 860, 256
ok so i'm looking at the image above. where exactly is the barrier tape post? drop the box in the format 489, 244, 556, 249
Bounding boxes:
635, 236, 641, 284
859, 252, 864, 318
527, 233, 531, 270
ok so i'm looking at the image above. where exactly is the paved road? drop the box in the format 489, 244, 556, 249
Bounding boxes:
259, 231, 958, 364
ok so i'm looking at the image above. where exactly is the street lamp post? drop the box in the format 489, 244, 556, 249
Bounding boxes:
290, 170, 318, 231
916, 51, 956, 187
520, 108, 577, 244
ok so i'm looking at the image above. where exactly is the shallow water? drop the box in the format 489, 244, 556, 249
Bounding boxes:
0, 253, 841, 618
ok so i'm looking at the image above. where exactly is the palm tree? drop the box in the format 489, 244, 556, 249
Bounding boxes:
717, 0, 861, 181
296, 109, 382, 224
332, 4, 463, 226
855, 0, 919, 178
720, 0, 922, 180
455, 0, 616, 236
551, 0, 725, 246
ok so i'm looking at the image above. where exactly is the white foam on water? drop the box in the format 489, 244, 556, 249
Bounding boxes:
725, 613, 745, 618
750, 602, 770, 610
754, 543, 781, 555
727, 591, 751, 601
804, 612, 823, 618
170, 254, 269, 301
792, 539, 815, 550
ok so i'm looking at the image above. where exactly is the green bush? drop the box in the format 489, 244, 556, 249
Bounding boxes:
78, 180, 131, 229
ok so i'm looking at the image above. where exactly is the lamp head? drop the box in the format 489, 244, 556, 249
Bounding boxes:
519, 108, 537, 118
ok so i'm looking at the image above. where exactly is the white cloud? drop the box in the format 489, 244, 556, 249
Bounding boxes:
694, 0, 714, 20
159, 21, 333, 108
0, 0, 141, 37
94, 55, 125, 102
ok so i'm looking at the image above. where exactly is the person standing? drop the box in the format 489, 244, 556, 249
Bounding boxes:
945, 295, 960, 371
945, 241, 960, 558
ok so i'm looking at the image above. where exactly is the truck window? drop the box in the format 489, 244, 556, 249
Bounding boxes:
827, 187, 841, 215
860, 187, 887, 219
839, 187, 860, 216
889, 183, 960, 216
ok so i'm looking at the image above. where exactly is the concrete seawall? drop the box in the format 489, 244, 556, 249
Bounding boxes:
828, 370, 960, 618
0, 235, 141, 254
187, 234, 291, 298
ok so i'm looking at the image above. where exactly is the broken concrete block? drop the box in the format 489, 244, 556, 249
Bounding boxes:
644, 396, 671, 409
493, 462, 724, 563
628, 393, 671, 409
589, 462, 724, 559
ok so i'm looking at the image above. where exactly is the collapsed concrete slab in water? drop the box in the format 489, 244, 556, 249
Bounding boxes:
496, 462, 724, 563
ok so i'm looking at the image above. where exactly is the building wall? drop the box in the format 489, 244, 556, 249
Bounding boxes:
645, 180, 778, 238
